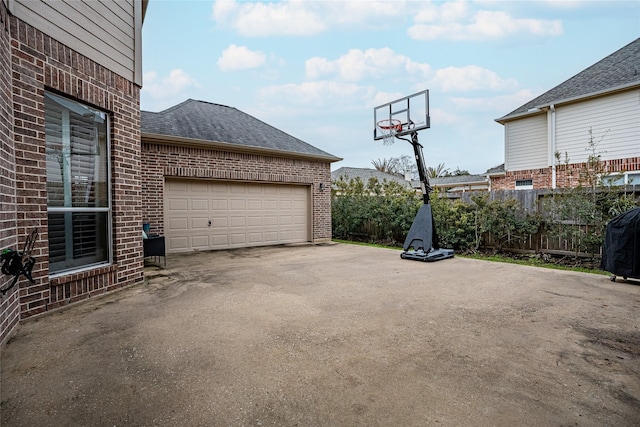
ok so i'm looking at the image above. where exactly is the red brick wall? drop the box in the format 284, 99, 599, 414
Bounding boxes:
0, 1, 19, 344
0, 8, 143, 339
141, 142, 333, 243
491, 156, 640, 190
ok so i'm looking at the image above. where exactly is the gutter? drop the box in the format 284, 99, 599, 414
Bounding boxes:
496, 81, 640, 124
550, 104, 557, 189
141, 132, 343, 163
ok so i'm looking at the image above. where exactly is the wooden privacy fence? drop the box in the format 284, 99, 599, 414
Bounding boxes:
457, 186, 640, 257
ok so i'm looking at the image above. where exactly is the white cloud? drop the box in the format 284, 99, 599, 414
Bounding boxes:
212, 0, 325, 36
306, 48, 431, 82
217, 45, 267, 71
142, 69, 199, 99
258, 81, 372, 108
429, 65, 518, 92
212, 0, 408, 37
450, 89, 539, 113
408, 3, 563, 41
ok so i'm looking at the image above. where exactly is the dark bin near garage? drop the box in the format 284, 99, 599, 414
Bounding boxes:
601, 207, 640, 282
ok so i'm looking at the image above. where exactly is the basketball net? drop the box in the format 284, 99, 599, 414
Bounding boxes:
377, 119, 402, 146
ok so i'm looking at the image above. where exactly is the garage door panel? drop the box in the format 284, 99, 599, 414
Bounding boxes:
248, 232, 264, 243
279, 216, 292, 225
191, 199, 209, 211
167, 181, 189, 192
169, 217, 188, 230
231, 234, 246, 244
212, 235, 228, 246
230, 216, 246, 227
247, 200, 262, 210
230, 185, 246, 195
212, 218, 228, 227
248, 216, 262, 226
168, 198, 188, 211
264, 215, 278, 226
165, 179, 309, 253
191, 235, 210, 248
264, 200, 278, 210
211, 199, 228, 210
169, 236, 189, 251
191, 217, 210, 229
230, 199, 246, 210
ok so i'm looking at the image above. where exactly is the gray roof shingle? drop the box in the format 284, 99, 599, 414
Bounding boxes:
141, 99, 340, 161
497, 37, 640, 122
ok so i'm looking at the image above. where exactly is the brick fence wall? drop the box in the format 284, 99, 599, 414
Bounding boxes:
0, 6, 143, 342
141, 142, 333, 243
491, 156, 640, 190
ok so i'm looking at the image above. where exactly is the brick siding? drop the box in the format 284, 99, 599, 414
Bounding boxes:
0, 4, 142, 342
0, 2, 19, 344
141, 142, 333, 243
491, 156, 640, 190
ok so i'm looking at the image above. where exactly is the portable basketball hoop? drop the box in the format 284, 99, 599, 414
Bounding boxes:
376, 119, 402, 146
372, 90, 454, 263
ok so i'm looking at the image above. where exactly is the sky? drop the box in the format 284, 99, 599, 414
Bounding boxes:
140, 0, 639, 175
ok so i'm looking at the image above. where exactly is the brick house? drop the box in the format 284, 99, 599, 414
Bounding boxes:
141, 99, 341, 253
0, 1, 147, 343
494, 37, 640, 190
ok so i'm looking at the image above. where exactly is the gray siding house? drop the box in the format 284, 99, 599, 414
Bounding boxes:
495, 38, 640, 190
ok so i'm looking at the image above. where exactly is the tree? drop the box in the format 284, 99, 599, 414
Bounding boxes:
371, 158, 399, 174
371, 155, 418, 179
450, 167, 470, 176
426, 162, 449, 178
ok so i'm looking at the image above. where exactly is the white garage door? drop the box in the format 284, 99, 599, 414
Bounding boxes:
164, 179, 310, 253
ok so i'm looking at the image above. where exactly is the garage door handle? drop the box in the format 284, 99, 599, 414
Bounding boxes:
208, 219, 212, 227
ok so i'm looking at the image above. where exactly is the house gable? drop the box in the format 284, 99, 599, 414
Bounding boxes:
494, 37, 640, 190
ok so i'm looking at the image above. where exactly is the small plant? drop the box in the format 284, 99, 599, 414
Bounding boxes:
544, 127, 639, 259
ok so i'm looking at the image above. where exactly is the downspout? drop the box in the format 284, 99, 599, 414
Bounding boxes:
550, 104, 556, 189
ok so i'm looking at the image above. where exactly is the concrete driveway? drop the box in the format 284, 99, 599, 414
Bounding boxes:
1, 243, 639, 426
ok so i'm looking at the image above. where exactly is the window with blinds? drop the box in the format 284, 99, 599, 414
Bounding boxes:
45, 92, 111, 274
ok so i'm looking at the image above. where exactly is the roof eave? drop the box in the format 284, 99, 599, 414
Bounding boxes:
432, 180, 488, 187
141, 132, 343, 163
496, 81, 640, 124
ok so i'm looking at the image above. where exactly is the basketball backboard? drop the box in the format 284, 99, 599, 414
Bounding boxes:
373, 90, 430, 140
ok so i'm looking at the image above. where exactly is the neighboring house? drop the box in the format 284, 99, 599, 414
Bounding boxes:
141, 100, 341, 253
0, 1, 147, 343
494, 38, 640, 190
331, 166, 502, 196
427, 174, 489, 194
331, 167, 413, 192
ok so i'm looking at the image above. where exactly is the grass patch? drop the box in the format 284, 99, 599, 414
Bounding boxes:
332, 239, 608, 276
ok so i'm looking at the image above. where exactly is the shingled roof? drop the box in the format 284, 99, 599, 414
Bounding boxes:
497, 37, 640, 122
141, 99, 340, 161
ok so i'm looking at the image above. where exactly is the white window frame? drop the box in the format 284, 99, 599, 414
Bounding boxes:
45, 92, 112, 276
515, 179, 533, 190
601, 172, 640, 187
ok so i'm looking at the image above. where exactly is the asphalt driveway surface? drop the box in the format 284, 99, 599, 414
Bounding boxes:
1, 243, 639, 426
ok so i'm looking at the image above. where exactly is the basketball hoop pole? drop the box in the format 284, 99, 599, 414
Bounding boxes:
407, 131, 431, 205
373, 89, 453, 262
